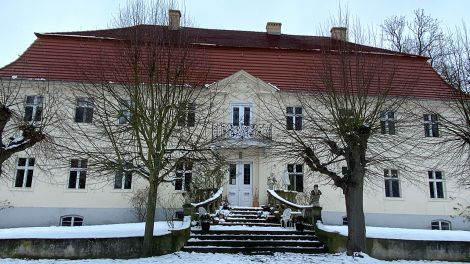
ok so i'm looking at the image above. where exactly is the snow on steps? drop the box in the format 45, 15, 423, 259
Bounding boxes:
183, 206, 326, 254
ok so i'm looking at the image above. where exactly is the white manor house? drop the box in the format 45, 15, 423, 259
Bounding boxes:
0, 11, 469, 231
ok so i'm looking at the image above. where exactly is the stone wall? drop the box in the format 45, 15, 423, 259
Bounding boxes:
315, 227, 470, 262
0, 227, 190, 259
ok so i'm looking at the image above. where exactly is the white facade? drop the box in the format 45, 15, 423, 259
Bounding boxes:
0, 69, 469, 231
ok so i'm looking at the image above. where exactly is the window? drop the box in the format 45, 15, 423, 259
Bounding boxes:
75, 98, 94, 123
342, 216, 348, 225
68, 159, 87, 189
117, 100, 132, 125
178, 102, 195, 127
243, 164, 251, 185
229, 164, 236, 185
114, 163, 132, 190
384, 169, 400, 198
175, 160, 192, 191
287, 164, 303, 192
60, 215, 84, 226
428, 170, 445, 198
286, 107, 302, 130
24, 95, 43, 122
423, 114, 439, 137
14, 158, 35, 188
380, 111, 395, 135
431, 220, 451, 230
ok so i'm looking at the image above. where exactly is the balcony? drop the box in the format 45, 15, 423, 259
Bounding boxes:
211, 123, 272, 145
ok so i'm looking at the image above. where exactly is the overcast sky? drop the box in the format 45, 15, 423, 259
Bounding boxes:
1, 0, 469, 67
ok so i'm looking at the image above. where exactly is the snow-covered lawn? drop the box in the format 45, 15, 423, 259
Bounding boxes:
0, 252, 465, 264
317, 223, 470, 242
0, 220, 189, 239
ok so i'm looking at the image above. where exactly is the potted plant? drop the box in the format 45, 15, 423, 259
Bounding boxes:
200, 213, 211, 232
295, 215, 305, 232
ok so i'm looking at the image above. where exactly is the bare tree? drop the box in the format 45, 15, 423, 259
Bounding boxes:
59, 1, 217, 256
0, 79, 59, 178
260, 43, 418, 254
381, 9, 446, 67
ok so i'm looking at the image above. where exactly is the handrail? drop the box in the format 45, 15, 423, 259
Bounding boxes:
191, 187, 223, 208
267, 189, 313, 209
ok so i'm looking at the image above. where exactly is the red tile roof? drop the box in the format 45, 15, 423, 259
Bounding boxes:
0, 25, 455, 99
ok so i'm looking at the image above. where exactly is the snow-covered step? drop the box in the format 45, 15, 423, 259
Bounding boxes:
225, 217, 267, 223
186, 239, 324, 248
191, 229, 315, 236
182, 245, 326, 254
227, 214, 260, 219
219, 222, 281, 227
189, 234, 317, 241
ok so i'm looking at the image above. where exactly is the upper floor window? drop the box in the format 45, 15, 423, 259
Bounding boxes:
117, 100, 132, 125
175, 160, 192, 191
60, 215, 84, 226
75, 98, 94, 123
68, 159, 87, 189
423, 114, 439, 137
286, 107, 302, 130
114, 163, 132, 190
24, 95, 43, 122
14, 158, 35, 188
431, 220, 451, 230
384, 169, 400, 198
178, 102, 195, 127
287, 164, 303, 192
380, 111, 395, 135
428, 170, 445, 199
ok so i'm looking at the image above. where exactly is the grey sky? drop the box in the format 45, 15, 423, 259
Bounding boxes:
1, 0, 469, 67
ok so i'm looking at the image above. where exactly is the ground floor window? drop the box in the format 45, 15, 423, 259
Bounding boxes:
384, 169, 400, 198
287, 164, 303, 192
175, 160, 192, 191
431, 220, 451, 230
14, 158, 35, 188
60, 215, 84, 226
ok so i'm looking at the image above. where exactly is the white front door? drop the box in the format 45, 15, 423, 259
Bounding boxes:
227, 162, 253, 207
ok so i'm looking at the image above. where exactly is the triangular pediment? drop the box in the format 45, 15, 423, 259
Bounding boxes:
207, 70, 279, 94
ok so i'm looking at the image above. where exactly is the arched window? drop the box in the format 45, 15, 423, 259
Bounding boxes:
431, 220, 451, 230
60, 215, 84, 226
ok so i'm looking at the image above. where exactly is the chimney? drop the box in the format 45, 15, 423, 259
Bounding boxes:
169, 9, 181, 30
266, 22, 282, 35
330, 27, 348, 41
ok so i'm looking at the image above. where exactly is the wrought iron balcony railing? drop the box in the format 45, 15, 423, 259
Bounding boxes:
212, 123, 272, 141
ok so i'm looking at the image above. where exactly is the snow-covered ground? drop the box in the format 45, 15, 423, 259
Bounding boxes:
0, 219, 190, 239
317, 223, 470, 242
0, 252, 466, 264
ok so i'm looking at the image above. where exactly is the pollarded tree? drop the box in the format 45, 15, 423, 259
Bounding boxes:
59, 1, 218, 256
0, 78, 59, 178
261, 39, 419, 254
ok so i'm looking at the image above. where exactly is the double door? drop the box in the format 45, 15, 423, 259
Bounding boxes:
227, 162, 252, 207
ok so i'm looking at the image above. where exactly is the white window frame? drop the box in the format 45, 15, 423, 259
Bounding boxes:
68, 159, 87, 189
178, 102, 196, 127
75, 97, 94, 123
423, 113, 439, 137
380, 111, 395, 135
24, 95, 44, 122
287, 164, 304, 192
428, 170, 445, 199
431, 220, 451, 230
117, 99, 132, 125
286, 106, 303, 130
14, 157, 35, 188
114, 165, 132, 190
175, 160, 193, 191
60, 215, 84, 226
384, 169, 400, 198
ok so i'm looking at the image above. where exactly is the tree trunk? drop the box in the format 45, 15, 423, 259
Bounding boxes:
142, 180, 158, 257
344, 170, 366, 255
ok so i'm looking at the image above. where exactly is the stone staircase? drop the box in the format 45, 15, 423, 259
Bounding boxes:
183, 206, 327, 254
